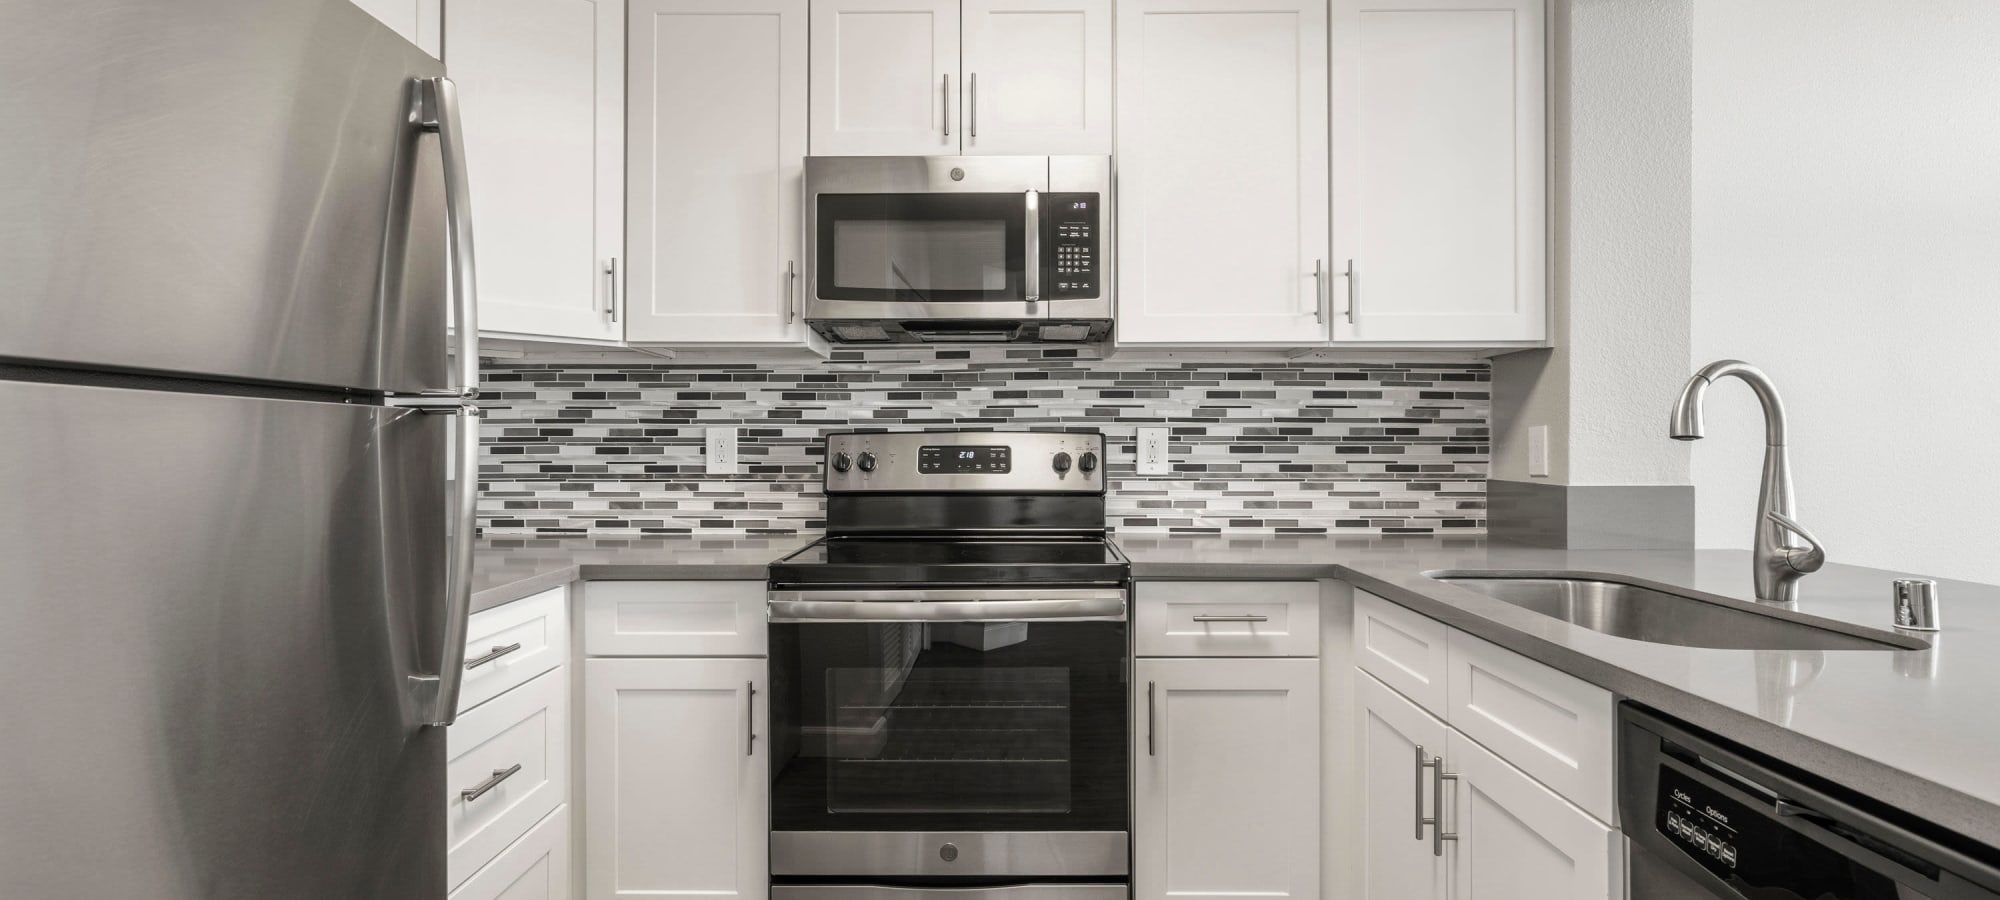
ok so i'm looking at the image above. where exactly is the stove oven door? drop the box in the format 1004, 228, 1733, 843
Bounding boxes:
767, 590, 1130, 880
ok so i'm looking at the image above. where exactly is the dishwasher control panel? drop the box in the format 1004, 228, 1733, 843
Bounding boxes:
1658, 769, 1741, 872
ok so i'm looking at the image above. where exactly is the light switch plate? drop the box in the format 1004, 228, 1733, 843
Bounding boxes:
1137, 427, 1170, 475
1528, 425, 1549, 478
706, 426, 739, 475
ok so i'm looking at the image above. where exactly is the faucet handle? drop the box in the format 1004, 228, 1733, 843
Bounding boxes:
1767, 510, 1827, 574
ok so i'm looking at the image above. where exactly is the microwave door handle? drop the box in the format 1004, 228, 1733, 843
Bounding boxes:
1024, 189, 1041, 314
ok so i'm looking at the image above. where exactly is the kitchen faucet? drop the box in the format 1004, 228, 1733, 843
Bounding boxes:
1670, 360, 1826, 603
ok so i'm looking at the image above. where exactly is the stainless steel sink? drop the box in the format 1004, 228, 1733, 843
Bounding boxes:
1427, 572, 1925, 651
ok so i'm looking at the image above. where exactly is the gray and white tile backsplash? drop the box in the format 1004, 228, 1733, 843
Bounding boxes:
476, 347, 1490, 536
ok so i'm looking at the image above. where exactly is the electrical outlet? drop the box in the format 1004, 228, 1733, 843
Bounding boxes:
1137, 427, 1171, 475
1528, 425, 1549, 478
706, 426, 739, 475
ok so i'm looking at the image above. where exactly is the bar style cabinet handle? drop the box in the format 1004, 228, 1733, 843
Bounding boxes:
604, 257, 619, 323
746, 682, 758, 756
1342, 259, 1358, 324
787, 260, 798, 324
1414, 745, 1430, 839
970, 73, 978, 139
1191, 614, 1269, 623
460, 763, 522, 803
464, 642, 522, 670
1146, 681, 1157, 756
942, 74, 951, 138
1417, 747, 1460, 857
1314, 259, 1329, 324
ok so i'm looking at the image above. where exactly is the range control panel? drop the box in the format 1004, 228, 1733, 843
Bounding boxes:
1045, 192, 1100, 299
825, 431, 1104, 494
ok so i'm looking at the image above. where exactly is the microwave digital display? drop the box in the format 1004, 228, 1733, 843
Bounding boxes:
918, 445, 1012, 474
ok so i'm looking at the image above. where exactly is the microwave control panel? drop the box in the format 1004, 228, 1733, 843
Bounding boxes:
1045, 192, 1100, 299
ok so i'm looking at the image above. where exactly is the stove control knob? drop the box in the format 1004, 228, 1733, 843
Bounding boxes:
1052, 452, 1073, 474
831, 452, 852, 473
1078, 451, 1099, 473
857, 451, 878, 473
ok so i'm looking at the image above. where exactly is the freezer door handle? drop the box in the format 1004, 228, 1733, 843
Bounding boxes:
417, 76, 480, 399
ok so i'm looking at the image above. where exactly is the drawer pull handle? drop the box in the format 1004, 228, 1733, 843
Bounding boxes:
1191, 614, 1269, 623
464, 643, 523, 670
460, 763, 522, 803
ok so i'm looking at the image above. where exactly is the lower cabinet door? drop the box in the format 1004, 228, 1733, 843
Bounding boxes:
584, 658, 769, 900
1446, 730, 1619, 900
1134, 657, 1320, 900
1357, 672, 1449, 900
451, 806, 572, 900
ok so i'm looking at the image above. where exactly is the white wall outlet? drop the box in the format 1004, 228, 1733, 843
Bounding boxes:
1528, 425, 1550, 478
706, 426, 739, 475
1137, 427, 1171, 475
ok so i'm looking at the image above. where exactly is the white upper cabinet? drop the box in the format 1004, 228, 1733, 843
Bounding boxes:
1114, 0, 1333, 345
349, 0, 441, 55
810, 0, 961, 156
624, 0, 811, 344
961, 0, 1114, 155
1330, 0, 1546, 343
447, 0, 624, 343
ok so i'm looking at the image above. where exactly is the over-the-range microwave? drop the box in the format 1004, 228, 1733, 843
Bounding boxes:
804, 155, 1112, 344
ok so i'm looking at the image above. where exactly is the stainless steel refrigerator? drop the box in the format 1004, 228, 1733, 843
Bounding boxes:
0, 0, 479, 895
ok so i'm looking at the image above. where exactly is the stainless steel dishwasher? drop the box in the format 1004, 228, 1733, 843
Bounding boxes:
1619, 704, 2000, 899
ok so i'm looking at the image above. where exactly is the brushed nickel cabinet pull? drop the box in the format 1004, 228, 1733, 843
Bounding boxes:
1191, 614, 1269, 623
464, 642, 523, 670
746, 681, 758, 756
942, 74, 951, 138
1146, 681, 1157, 756
460, 763, 522, 803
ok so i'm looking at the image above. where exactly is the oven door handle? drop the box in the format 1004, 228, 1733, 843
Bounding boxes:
767, 589, 1127, 623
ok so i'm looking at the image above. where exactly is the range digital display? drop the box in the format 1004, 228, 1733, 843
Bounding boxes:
918, 445, 1011, 474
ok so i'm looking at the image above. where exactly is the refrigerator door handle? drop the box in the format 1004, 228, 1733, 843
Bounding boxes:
398, 401, 483, 726
417, 76, 480, 399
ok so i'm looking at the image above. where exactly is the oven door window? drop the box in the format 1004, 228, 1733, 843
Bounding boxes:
770, 620, 1128, 832
816, 193, 1028, 303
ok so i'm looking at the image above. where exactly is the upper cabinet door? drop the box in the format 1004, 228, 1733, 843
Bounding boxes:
348, 0, 442, 56
447, 0, 624, 343
625, 0, 810, 344
961, 0, 1113, 155
1330, 0, 1546, 343
1115, 0, 1333, 345
810, 0, 961, 155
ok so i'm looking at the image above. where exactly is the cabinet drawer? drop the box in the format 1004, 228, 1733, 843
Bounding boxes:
1353, 591, 1449, 718
450, 805, 571, 900
584, 581, 767, 657
1446, 629, 1615, 823
460, 587, 569, 716
1135, 581, 1321, 657
449, 668, 570, 889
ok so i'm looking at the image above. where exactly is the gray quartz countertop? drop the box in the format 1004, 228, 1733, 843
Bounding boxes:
471, 531, 2000, 850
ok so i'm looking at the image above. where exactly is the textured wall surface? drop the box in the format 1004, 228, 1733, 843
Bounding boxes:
1691, 1, 2000, 581
476, 347, 1490, 536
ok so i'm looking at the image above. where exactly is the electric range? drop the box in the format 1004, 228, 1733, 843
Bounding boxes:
766, 430, 1130, 900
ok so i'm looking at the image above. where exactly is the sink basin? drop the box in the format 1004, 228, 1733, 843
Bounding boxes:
1427, 572, 1925, 651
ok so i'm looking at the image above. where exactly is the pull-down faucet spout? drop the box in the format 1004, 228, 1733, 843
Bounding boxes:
1670, 360, 1825, 603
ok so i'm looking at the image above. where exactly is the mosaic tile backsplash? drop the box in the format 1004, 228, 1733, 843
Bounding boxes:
477, 347, 1490, 536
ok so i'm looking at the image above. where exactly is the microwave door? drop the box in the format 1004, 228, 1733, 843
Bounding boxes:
813, 192, 1031, 312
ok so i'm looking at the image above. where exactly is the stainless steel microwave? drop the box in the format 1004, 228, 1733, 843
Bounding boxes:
804, 155, 1113, 344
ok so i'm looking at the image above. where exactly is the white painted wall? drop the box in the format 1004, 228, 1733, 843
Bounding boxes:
1690, 1, 2000, 582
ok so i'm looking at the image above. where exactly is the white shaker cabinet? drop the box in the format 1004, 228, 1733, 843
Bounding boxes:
583, 658, 768, 900
1447, 730, 1618, 900
348, 0, 441, 55
1357, 672, 1449, 900
960, 0, 1114, 155
446, 0, 624, 343
1133, 657, 1321, 900
623, 0, 811, 344
810, 0, 961, 156
1329, 0, 1547, 343
1114, 0, 1332, 345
